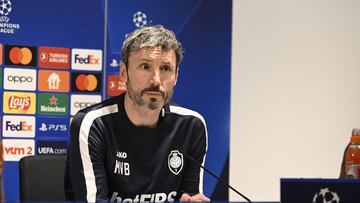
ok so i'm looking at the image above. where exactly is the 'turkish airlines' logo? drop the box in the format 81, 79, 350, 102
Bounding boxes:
107, 75, 126, 96
38, 46, 70, 69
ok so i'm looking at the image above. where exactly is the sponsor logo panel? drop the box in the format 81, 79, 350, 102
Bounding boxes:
38, 70, 70, 92
2, 115, 35, 138
71, 48, 102, 71
3, 139, 35, 161
4, 45, 36, 66
0, 68, 2, 89
107, 53, 120, 72
37, 116, 69, 137
107, 75, 126, 96
37, 93, 69, 115
38, 46, 70, 69
37, 141, 67, 155
4, 68, 37, 91
71, 72, 101, 93
3, 91, 36, 114
0, 43, 2, 65
70, 94, 101, 116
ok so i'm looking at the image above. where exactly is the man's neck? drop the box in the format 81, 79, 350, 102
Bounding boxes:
124, 93, 161, 128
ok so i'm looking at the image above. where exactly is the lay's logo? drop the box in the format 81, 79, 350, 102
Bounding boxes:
8, 96, 31, 111
71, 48, 102, 71
3, 92, 36, 114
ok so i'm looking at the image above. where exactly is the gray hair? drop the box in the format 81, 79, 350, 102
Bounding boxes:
121, 25, 184, 68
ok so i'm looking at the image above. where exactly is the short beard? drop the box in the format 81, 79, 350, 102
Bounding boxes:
126, 76, 174, 110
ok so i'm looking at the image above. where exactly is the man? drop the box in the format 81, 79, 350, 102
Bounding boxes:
65, 25, 210, 202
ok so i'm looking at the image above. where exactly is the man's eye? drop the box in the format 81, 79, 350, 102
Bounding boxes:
161, 66, 171, 72
140, 64, 150, 70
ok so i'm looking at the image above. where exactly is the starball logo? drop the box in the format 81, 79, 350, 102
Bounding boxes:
0, 0, 21, 34
3, 92, 36, 114
5, 45, 36, 66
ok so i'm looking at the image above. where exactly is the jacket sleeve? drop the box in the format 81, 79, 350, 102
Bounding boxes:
65, 111, 109, 202
180, 117, 208, 195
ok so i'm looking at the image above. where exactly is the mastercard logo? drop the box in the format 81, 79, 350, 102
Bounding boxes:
72, 72, 101, 92
9, 47, 32, 65
76, 74, 97, 91
5, 45, 36, 66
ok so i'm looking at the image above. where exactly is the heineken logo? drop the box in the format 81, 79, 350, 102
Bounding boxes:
37, 93, 69, 115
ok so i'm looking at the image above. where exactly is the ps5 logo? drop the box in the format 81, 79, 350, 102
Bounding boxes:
38, 123, 67, 132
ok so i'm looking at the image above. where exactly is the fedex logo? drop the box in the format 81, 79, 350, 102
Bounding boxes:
6, 121, 32, 131
2, 115, 35, 138
71, 48, 102, 71
3, 139, 35, 161
74, 54, 100, 64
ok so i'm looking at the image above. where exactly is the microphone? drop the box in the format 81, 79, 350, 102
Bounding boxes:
175, 146, 252, 203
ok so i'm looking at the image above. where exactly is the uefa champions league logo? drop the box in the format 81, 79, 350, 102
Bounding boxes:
0, 0, 20, 34
312, 188, 340, 203
0, 0, 12, 16
133, 11, 147, 28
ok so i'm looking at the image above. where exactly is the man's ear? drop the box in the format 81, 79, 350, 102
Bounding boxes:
120, 61, 128, 83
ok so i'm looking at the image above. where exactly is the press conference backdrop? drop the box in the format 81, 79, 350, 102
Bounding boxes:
0, 0, 231, 201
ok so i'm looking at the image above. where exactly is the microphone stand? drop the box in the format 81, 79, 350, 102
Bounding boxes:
175, 146, 252, 203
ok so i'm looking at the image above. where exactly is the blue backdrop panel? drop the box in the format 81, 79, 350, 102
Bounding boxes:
1, 0, 104, 201
106, 0, 232, 199
1, 0, 231, 201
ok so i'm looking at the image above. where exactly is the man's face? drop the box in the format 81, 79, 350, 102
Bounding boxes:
122, 46, 178, 110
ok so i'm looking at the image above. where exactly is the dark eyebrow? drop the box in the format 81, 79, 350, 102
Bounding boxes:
139, 58, 174, 66
161, 61, 173, 66
139, 59, 153, 63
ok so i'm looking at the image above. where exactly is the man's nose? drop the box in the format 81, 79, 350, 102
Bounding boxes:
150, 70, 161, 85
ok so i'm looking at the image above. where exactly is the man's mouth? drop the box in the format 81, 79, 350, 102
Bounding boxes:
144, 91, 163, 97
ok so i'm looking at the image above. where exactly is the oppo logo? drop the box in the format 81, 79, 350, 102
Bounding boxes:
74, 102, 96, 108
7, 75, 33, 83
